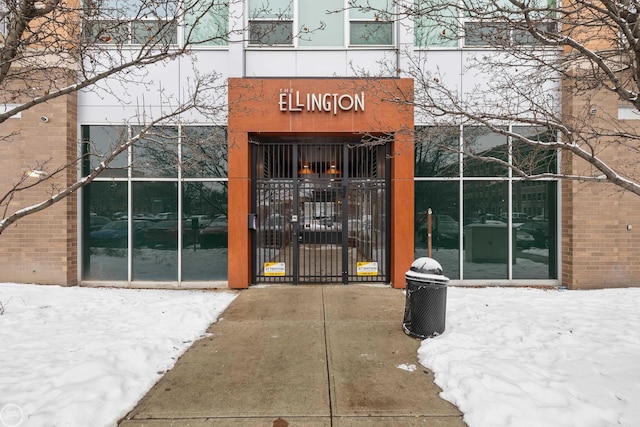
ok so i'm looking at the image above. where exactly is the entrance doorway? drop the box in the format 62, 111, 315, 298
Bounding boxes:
252, 135, 390, 284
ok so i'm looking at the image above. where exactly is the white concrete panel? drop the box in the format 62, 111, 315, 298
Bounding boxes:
345, 49, 399, 77
245, 50, 298, 77
293, 51, 349, 76
409, 50, 464, 125
79, 51, 231, 124
460, 50, 561, 120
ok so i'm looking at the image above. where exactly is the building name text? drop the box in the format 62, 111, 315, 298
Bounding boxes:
279, 89, 365, 115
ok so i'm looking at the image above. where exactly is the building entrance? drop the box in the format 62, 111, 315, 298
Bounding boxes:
252, 136, 390, 284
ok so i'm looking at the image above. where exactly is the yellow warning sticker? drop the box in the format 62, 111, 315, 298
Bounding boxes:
264, 262, 286, 276
357, 262, 379, 276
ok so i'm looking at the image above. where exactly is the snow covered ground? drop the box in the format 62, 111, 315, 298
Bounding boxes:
418, 287, 640, 427
0, 284, 236, 427
0, 283, 639, 427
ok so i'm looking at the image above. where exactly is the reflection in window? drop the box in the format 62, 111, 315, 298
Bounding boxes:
512, 126, 557, 175
82, 125, 229, 285
83, 0, 179, 45
414, 0, 458, 47
132, 182, 179, 281
183, 182, 228, 281
414, 126, 459, 177
463, 181, 509, 279
184, 0, 228, 46
248, 0, 293, 45
350, 21, 393, 45
414, 181, 460, 279
182, 126, 228, 178
463, 127, 508, 177
132, 127, 179, 178
83, 182, 128, 281
512, 181, 557, 279
82, 125, 129, 178
463, 21, 510, 47
349, 0, 393, 45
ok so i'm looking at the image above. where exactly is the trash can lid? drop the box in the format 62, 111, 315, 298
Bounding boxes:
410, 257, 444, 275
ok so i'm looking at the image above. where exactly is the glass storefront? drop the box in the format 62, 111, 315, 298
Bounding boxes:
414, 126, 558, 282
81, 125, 228, 285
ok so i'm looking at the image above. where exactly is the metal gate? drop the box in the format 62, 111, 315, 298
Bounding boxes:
252, 137, 390, 284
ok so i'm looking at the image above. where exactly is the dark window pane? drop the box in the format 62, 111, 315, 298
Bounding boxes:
182, 126, 228, 178
249, 20, 293, 45
463, 181, 509, 279
83, 19, 130, 44
183, 182, 228, 281
132, 182, 179, 281
350, 21, 393, 45
132, 127, 178, 178
513, 21, 558, 45
512, 126, 557, 175
83, 182, 129, 280
415, 126, 459, 177
414, 181, 460, 279
82, 125, 129, 178
512, 181, 557, 279
463, 126, 508, 177
132, 19, 178, 45
464, 21, 510, 46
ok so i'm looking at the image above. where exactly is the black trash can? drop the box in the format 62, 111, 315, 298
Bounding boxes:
402, 257, 449, 339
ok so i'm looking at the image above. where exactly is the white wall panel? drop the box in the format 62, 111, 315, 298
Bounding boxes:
345, 50, 398, 77
293, 51, 348, 76
79, 51, 230, 124
244, 50, 297, 76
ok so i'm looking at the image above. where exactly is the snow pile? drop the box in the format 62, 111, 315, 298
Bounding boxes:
0, 284, 236, 427
418, 287, 640, 427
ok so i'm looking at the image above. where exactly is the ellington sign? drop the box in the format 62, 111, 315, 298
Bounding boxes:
278, 88, 365, 115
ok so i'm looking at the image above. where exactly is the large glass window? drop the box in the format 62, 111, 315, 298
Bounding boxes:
414, 125, 558, 282
81, 125, 228, 284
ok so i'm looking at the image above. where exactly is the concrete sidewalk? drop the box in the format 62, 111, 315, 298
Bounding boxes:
119, 285, 466, 426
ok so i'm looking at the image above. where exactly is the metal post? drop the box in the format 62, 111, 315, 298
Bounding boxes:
427, 208, 432, 258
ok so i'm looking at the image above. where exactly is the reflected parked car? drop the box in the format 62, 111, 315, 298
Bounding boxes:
188, 215, 213, 228
144, 220, 196, 248
89, 215, 111, 231
516, 229, 535, 249
518, 221, 549, 248
90, 220, 153, 248
417, 214, 460, 247
198, 216, 228, 248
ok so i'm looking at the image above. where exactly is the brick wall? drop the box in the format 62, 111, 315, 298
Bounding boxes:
562, 82, 640, 289
0, 82, 78, 286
